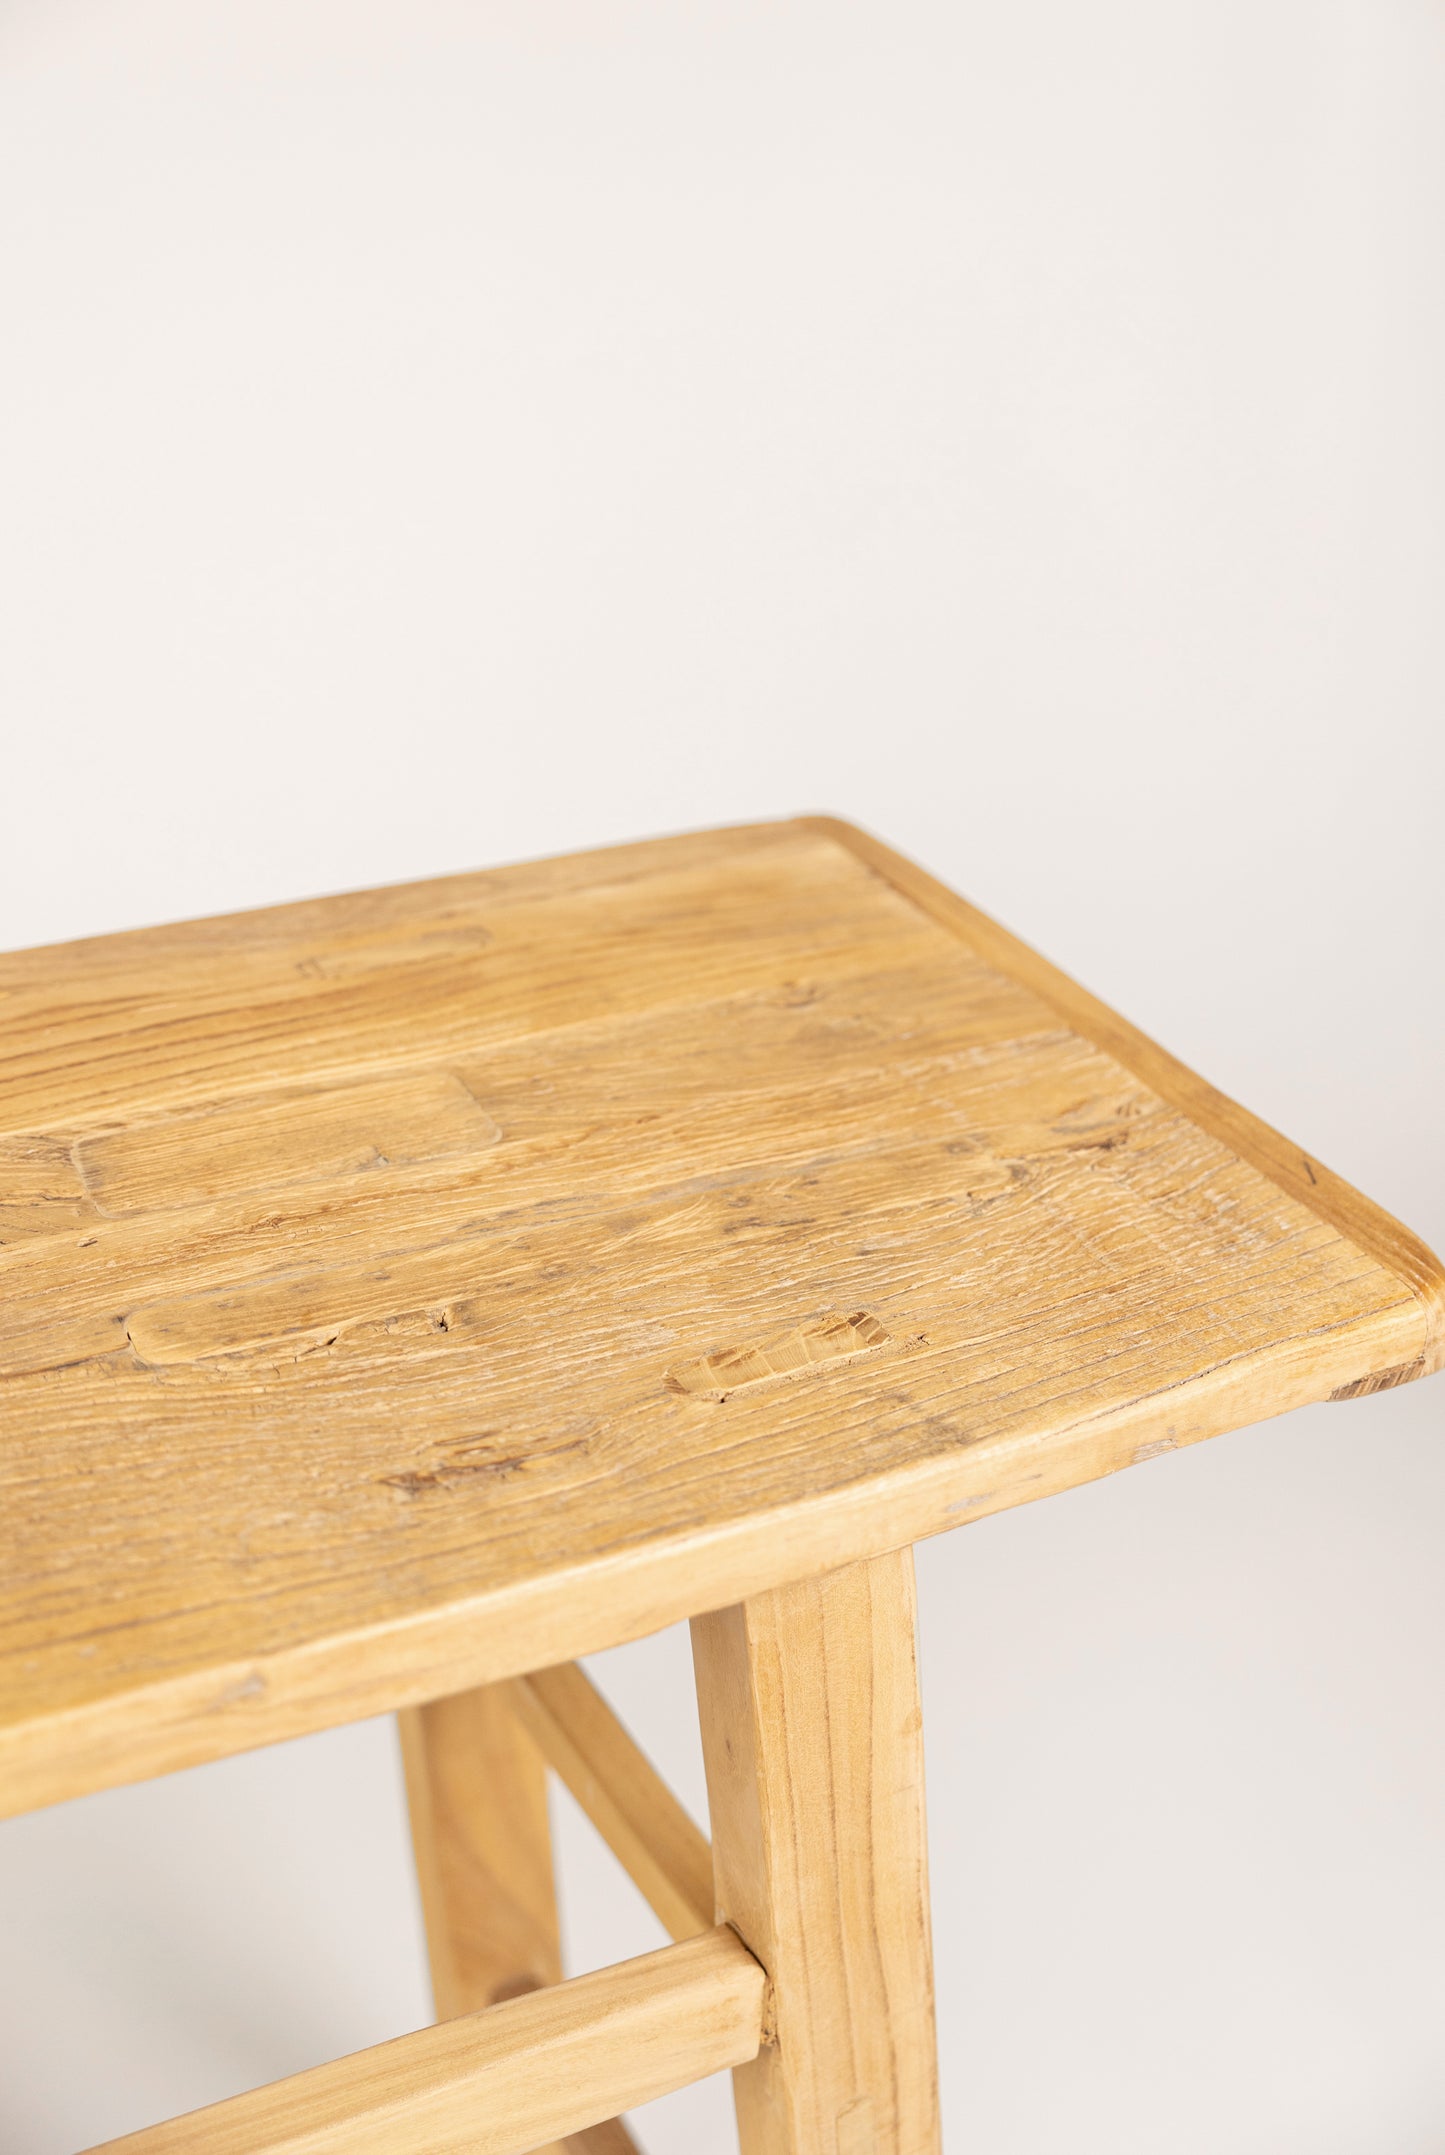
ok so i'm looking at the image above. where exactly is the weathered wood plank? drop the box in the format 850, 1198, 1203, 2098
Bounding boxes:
0, 818, 1438, 1818
805, 816, 1445, 1367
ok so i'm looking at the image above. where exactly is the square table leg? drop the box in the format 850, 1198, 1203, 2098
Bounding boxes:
399, 1681, 563, 2016
399, 1684, 641, 2155
691, 1549, 940, 2155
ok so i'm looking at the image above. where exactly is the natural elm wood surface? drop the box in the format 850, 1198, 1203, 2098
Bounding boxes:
1, 818, 1440, 1816
692, 1553, 938, 2155
84, 1924, 766, 2155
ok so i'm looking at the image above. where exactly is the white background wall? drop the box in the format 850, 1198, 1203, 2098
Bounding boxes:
1, 3, 1442, 2149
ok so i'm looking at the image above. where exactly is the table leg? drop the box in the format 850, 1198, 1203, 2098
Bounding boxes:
399, 1684, 642, 2155
691, 1549, 940, 2155
399, 1681, 562, 2017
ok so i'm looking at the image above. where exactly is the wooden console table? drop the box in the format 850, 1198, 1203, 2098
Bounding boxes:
1, 817, 1438, 2153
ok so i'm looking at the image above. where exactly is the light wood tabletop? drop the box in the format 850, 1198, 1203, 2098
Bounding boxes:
2, 816, 1440, 1819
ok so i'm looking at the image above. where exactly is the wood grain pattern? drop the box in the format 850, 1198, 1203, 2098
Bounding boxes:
84, 1923, 766, 2155
692, 1552, 938, 2155
77, 1070, 499, 1219
802, 817, 1445, 1372
667, 1311, 891, 1402
513, 1662, 714, 1942
1, 818, 1439, 1816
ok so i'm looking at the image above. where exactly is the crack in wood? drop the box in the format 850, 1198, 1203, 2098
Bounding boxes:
667, 1311, 895, 1402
